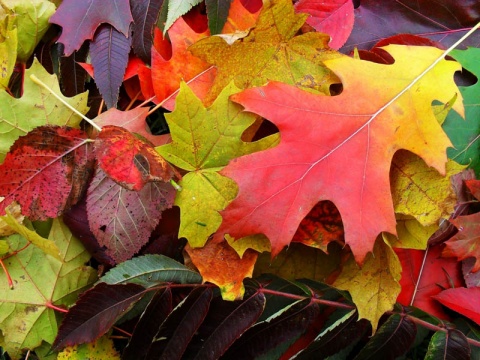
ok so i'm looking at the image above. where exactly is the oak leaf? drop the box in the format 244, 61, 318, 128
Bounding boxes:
0, 59, 89, 162
0, 218, 97, 359
49, 0, 133, 56
0, 126, 94, 220
157, 82, 278, 248
219, 45, 462, 263
189, 0, 340, 105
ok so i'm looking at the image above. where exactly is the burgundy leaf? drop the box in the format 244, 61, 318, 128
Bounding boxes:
86, 167, 175, 263
49, 0, 133, 56
425, 329, 471, 360
131, 0, 164, 63
295, 0, 354, 49
123, 288, 173, 360
144, 287, 213, 359
60, 44, 90, 97
342, 0, 480, 53
90, 24, 132, 109
52, 283, 146, 351
0, 126, 93, 220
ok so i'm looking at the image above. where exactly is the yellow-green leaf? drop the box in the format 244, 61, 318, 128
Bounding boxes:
333, 238, 401, 333
384, 214, 438, 250
57, 334, 120, 360
0, 13, 17, 88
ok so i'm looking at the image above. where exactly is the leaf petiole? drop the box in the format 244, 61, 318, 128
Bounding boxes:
29, 74, 102, 131
170, 179, 182, 191
0, 258, 13, 289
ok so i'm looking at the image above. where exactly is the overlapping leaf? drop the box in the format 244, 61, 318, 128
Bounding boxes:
0, 218, 97, 359
0, 13, 17, 89
219, 45, 462, 263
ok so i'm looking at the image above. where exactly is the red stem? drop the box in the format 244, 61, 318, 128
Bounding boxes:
259, 288, 355, 309
46, 302, 68, 313
0, 259, 13, 289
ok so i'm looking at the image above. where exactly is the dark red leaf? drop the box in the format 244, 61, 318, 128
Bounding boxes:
52, 283, 146, 351
60, 43, 90, 97
0, 126, 93, 220
433, 287, 480, 326
95, 125, 175, 191
462, 258, 480, 287
86, 167, 175, 263
466, 179, 480, 201
90, 24, 132, 109
425, 329, 471, 360
49, 0, 133, 56
343, 0, 480, 53
131, 0, 164, 63
144, 287, 213, 359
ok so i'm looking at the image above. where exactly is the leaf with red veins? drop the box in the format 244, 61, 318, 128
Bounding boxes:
443, 212, 480, 272
0, 126, 93, 220
49, 0, 133, 56
95, 126, 175, 191
86, 168, 176, 263
295, 0, 354, 49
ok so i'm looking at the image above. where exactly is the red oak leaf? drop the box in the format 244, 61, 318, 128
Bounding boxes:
0, 126, 93, 220
295, 0, 354, 49
95, 126, 175, 191
433, 287, 480, 326
86, 168, 175, 263
49, 0, 133, 56
396, 245, 463, 320
218, 45, 461, 262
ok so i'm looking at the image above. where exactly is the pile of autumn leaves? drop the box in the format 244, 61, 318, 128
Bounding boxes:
0, 0, 479, 358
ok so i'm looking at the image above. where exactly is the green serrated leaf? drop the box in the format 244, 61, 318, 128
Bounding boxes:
99, 254, 202, 287
164, 0, 202, 33
0, 58, 89, 162
205, 0, 233, 35
0, 218, 97, 359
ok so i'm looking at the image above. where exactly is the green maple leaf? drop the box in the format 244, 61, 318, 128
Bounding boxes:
0, 58, 89, 162
157, 82, 278, 248
0, 218, 97, 359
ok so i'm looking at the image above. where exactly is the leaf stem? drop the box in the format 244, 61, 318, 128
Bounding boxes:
46, 301, 69, 313
29, 74, 102, 131
0, 258, 13, 289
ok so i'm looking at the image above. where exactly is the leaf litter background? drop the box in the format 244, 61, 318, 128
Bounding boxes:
0, 0, 479, 358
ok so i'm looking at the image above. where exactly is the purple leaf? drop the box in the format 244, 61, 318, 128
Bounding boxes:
131, 0, 164, 63
90, 24, 132, 109
86, 167, 175, 263
52, 283, 146, 351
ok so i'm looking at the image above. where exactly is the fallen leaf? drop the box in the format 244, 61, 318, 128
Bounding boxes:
433, 287, 480, 326
164, 0, 203, 32
0, 59, 89, 162
0, 201, 23, 237
205, 0, 232, 35
57, 334, 121, 360
0, 14, 17, 89
294, 0, 354, 49
49, 0, 133, 56
0, 218, 97, 358
0, 126, 94, 220
219, 45, 462, 262
185, 237, 258, 300
221, 0, 261, 33
334, 238, 401, 332
95, 125, 175, 191
86, 168, 175, 263
190, 0, 340, 105
131, 0, 164, 63
384, 215, 438, 250
424, 329, 471, 360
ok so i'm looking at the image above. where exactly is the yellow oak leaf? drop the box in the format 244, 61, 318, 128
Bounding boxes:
384, 214, 439, 250
333, 238, 401, 333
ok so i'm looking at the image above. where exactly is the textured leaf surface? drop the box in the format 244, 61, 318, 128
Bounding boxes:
0, 14, 17, 88
433, 287, 480, 326
49, 0, 133, 56
190, 0, 340, 105
0, 126, 93, 220
90, 24, 131, 109
0, 59, 89, 162
294, 0, 354, 49
100, 254, 202, 287
333, 239, 401, 332
86, 168, 175, 263
57, 335, 120, 360
131, 0, 164, 63
157, 82, 278, 248
220, 45, 461, 262
424, 329, 471, 360
443, 47, 480, 175
185, 237, 257, 300
0, 219, 97, 358
95, 126, 174, 191
52, 283, 145, 351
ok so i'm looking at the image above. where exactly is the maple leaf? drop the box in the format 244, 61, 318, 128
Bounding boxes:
333, 238, 401, 332
433, 287, 480, 326
0, 59, 89, 162
86, 168, 176, 263
0, 218, 97, 359
157, 82, 278, 248
189, 0, 340, 105
219, 45, 462, 263
95, 125, 175, 191
49, 0, 133, 56
185, 237, 258, 300
0, 126, 94, 220
294, 0, 354, 49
